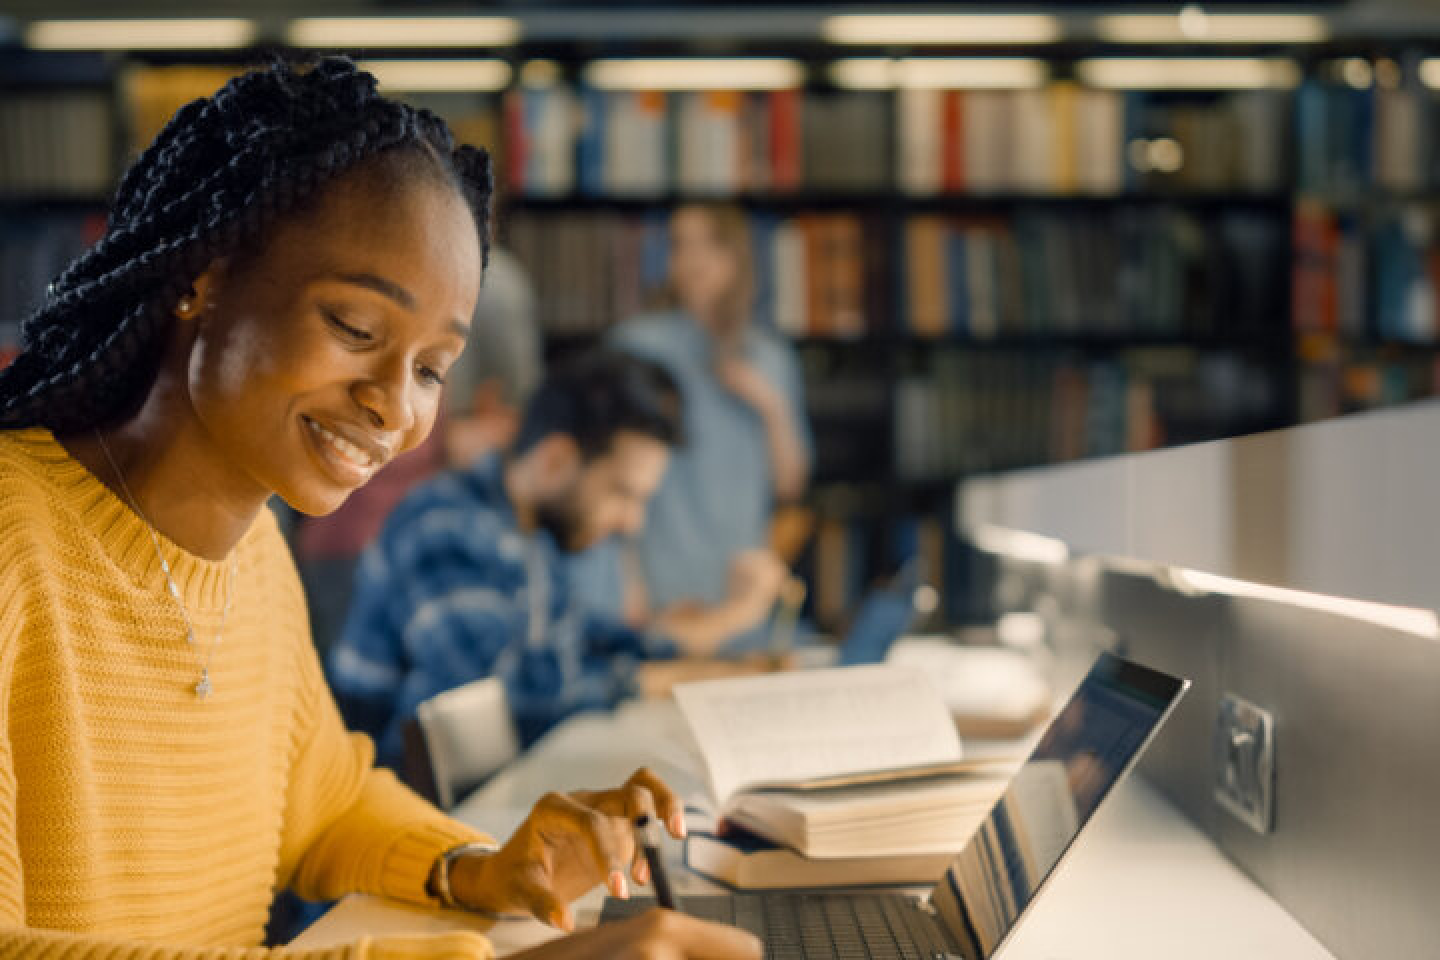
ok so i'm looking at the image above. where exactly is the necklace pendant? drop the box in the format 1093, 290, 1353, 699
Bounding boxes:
195, 671, 212, 700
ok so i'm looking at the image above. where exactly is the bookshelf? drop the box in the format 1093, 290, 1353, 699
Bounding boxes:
3, 36, 1439, 627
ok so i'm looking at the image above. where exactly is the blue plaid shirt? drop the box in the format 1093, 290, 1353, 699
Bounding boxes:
328, 454, 672, 768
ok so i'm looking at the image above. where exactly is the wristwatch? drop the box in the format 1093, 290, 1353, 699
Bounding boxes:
428, 840, 500, 909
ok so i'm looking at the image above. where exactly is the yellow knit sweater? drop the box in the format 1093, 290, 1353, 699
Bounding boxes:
0, 428, 497, 960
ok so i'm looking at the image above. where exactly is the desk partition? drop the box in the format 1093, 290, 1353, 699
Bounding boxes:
955, 400, 1440, 960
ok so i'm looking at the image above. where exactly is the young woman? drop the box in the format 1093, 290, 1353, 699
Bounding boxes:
0, 59, 755, 960
573, 203, 810, 653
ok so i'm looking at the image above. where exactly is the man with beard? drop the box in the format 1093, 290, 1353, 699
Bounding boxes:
329, 349, 777, 771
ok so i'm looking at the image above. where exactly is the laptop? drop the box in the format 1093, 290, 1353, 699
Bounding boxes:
837, 558, 926, 667
601, 653, 1189, 960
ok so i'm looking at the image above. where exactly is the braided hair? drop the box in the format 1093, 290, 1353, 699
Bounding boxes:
0, 57, 493, 434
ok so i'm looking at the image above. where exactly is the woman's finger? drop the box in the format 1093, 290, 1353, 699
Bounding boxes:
622, 783, 658, 883
509, 866, 575, 932
632, 909, 764, 960
627, 766, 687, 838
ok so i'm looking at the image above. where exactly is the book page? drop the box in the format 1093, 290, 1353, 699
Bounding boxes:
673, 665, 963, 802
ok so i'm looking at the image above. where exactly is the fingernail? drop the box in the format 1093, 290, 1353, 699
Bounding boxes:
669, 812, 687, 838
635, 859, 651, 885
610, 869, 629, 899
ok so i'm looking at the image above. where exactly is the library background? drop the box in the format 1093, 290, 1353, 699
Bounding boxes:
3, 0, 1439, 631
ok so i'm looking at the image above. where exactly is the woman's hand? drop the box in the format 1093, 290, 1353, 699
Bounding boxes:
448, 768, 685, 930
508, 908, 762, 960
635, 653, 789, 700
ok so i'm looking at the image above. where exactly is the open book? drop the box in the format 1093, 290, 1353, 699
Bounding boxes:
674, 665, 1017, 860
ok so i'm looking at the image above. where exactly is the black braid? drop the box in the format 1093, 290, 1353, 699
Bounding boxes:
0, 56, 494, 434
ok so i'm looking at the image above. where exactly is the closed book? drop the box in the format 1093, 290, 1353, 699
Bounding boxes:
941, 90, 965, 193
686, 822, 956, 890
769, 90, 802, 191
897, 87, 941, 195
962, 91, 1008, 194
724, 773, 1006, 859
905, 216, 948, 337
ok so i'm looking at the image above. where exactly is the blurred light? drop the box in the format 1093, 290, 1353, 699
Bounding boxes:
287, 16, 520, 49
520, 59, 562, 89
823, 14, 1062, 45
970, 524, 1070, 566
1177, 4, 1209, 40
1340, 57, 1374, 90
1148, 137, 1184, 174
1077, 58, 1301, 90
1093, 13, 1328, 44
358, 60, 512, 93
1170, 569, 1440, 639
26, 18, 256, 50
1421, 59, 1440, 90
585, 58, 803, 91
830, 57, 1049, 90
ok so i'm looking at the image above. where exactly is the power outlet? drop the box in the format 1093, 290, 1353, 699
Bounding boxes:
1214, 693, 1275, 834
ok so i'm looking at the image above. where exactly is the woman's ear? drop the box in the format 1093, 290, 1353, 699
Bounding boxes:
185, 266, 223, 321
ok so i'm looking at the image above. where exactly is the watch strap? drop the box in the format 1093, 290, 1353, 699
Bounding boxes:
430, 840, 500, 909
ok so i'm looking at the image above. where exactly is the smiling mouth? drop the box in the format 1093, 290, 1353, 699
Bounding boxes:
302, 416, 380, 476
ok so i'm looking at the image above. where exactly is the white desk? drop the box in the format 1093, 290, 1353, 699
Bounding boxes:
295, 699, 1336, 959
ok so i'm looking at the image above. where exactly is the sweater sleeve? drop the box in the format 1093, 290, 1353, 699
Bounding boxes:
279, 637, 495, 909
0, 577, 493, 959
0, 928, 494, 960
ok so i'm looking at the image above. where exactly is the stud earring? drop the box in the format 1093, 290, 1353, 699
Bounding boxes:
176, 297, 197, 318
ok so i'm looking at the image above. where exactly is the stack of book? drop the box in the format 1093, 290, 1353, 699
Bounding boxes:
673, 666, 1027, 890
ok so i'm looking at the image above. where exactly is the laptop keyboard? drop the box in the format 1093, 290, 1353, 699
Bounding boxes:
600, 893, 956, 960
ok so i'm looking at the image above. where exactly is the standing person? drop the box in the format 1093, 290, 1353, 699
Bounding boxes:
0, 59, 755, 960
593, 203, 811, 651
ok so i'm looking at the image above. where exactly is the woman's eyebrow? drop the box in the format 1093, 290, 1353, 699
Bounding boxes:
331, 271, 416, 311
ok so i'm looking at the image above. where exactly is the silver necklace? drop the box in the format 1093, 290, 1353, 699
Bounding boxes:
95, 429, 236, 701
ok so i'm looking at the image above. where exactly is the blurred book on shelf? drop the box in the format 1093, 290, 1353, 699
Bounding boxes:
0, 213, 106, 352
900, 209, 1287, 340
121, 66, 243, 161
0, 91, 114, 196
1294, 198, 1440, 345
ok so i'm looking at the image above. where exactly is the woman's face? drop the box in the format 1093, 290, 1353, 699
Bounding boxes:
668, 207, 738, 324
184, 166, 482, 516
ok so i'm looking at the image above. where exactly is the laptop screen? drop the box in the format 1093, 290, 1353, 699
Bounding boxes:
838, 561, 921, 666
928, 654, 1188, 960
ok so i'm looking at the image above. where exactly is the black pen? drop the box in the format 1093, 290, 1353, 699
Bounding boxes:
633, 814, 680, 911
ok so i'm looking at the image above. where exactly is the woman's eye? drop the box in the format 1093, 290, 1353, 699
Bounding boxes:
418, 365, 447, 387
326, 311, 373, 342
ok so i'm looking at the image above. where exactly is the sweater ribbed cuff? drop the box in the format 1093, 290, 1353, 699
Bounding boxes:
377, 821, 491, 907
358, 931, 494, 960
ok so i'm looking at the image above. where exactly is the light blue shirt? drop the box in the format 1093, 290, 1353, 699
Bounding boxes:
575, 312, 810, 639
